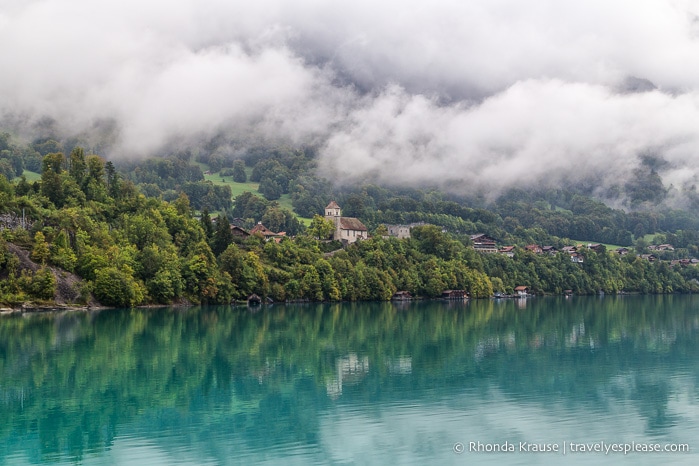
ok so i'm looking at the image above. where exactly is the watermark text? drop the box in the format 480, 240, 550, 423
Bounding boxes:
454, 440, 690, 455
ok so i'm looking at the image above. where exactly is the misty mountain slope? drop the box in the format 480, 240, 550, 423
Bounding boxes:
3, 1, 699, 209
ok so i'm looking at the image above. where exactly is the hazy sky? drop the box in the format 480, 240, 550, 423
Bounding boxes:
3, 0, 699, 196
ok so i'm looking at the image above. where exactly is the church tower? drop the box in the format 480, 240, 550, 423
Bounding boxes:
325, 201, 342, 240
325, 201, 341, 218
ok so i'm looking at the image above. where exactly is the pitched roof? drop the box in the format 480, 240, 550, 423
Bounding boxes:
230, 225, 250, 236
470, 233, 496, 243
250, 223, 277, 236
339, 217, 367, 231
326, 201, 340, 209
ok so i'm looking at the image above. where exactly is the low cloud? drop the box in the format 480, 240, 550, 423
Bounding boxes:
3, 0, 699, 200
319, 81, 699, 199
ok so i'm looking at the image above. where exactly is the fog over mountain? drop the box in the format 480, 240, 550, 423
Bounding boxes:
3, 0, 699, 199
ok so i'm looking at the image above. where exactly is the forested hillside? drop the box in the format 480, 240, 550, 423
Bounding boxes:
2, 132, 699, 307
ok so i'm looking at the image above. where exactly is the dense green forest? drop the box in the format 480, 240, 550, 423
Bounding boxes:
3, 131, 699, 307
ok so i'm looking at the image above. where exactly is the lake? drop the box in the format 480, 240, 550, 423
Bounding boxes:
1, 295, 697, 465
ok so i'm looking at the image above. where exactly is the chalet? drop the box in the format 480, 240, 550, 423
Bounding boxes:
230, 225, 250, 238
648, 244, 675, 251
441, 290, 469, 300
615, 247, 629, 255
250, 222, 286, 241
514, 286, 530, 297
525, 244, 543, 254
671, 259, 691, 267
542, 246, 557, 255
499, 246, 516, 257
562, 246, 577, 254
639, 254, 657, 262
470, 234, 497, 253
587, 243, 603, 252
570, 252, 584, 263
676, 260, 699, 267
325, 201, 368, 245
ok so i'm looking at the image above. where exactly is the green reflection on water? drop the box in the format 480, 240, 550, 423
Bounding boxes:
0, 295, 698, 463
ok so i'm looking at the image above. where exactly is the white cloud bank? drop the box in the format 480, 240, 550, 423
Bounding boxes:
3, 0, 699, 195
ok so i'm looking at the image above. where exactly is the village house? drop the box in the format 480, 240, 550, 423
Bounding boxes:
499, 246, 516, 257
470, 234, 498, 253
671, 259, 691, 267
542, 246, 557, 255
386, 224, 412, 239
615, 247, 629, 255
648, 244, 675, 251
570, 252, 584, 263
325, 201, 368, 245
230, 225, 250, 239
250, 222, 286, 241
385, 222, 424, 239
525, 244, 543, 254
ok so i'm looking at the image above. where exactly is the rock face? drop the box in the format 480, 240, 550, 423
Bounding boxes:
5, 243, 100, 307
0, 213, 33, 230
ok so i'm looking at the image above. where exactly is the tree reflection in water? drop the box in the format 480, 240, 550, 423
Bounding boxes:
0, 295, 697, 463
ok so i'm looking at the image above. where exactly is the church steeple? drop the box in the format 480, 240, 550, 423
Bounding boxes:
325, 201, 341, 218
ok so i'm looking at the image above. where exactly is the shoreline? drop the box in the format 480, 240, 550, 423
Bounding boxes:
1, 291, 687, 315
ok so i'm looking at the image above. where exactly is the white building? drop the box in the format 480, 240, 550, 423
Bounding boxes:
386, 225, 411, 239
325, 201, 368, 245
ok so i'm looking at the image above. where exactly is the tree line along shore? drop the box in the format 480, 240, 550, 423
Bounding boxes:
3, 140, 699, 308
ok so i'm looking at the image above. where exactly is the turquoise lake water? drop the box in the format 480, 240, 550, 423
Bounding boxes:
1, 295, 698, 465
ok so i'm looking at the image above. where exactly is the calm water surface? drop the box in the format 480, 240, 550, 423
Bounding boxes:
1, 295, 698, 465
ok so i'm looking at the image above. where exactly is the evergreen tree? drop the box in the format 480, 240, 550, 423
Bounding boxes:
69, 147, 86, 186
31, 231, 50, 264
212, 214, 233, 256
40, 153, 66, 207
200, 208, 214, 240
105, 161, 121, 198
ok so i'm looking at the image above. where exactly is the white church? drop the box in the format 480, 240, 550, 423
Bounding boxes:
324, 201, 368, 245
